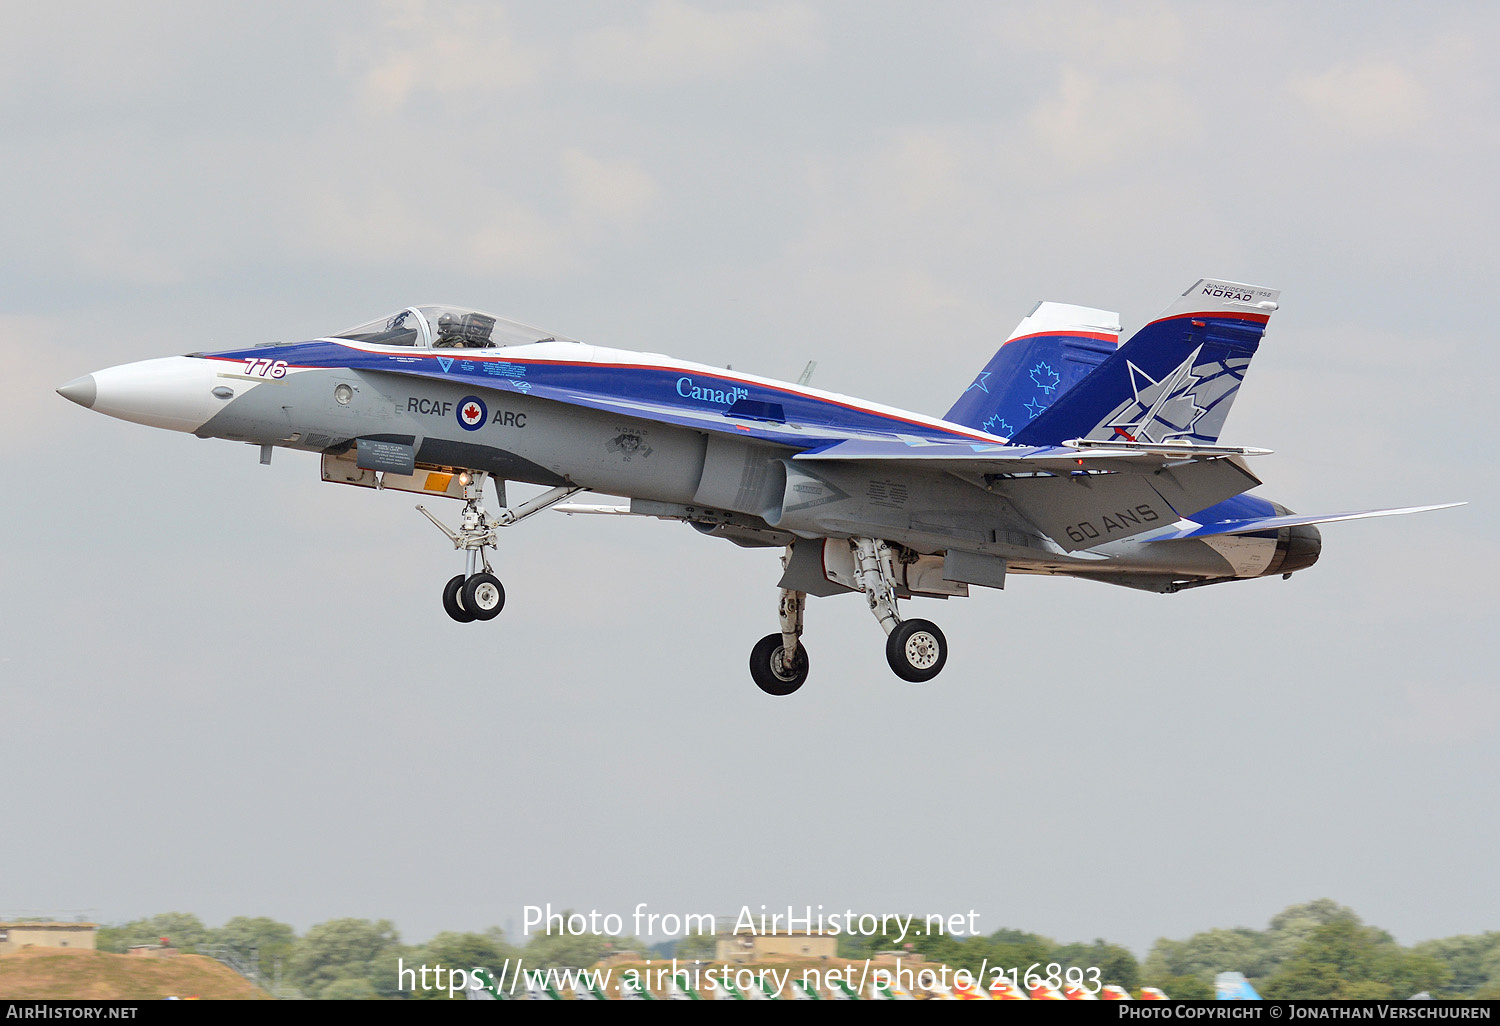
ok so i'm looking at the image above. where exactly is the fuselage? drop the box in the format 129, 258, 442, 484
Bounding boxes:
59, 330, 1318, 591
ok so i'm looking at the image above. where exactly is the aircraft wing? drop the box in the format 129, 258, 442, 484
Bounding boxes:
1156, 503, 1464, 539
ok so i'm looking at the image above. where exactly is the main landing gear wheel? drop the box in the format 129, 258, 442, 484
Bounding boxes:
442, 574, 477, 623
462, 572, 505, 621
749, 633, 810, 696
886, 619, 947, 682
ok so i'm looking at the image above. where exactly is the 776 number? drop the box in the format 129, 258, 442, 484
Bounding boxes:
242, 358, 288, 379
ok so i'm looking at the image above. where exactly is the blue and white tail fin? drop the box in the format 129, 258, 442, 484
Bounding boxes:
1011, 279, 1279, 447
1214, 972, 1261, 1000
944, 303, 1120, 438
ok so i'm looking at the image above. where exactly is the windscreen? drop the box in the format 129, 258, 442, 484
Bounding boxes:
331, 306, 572, 348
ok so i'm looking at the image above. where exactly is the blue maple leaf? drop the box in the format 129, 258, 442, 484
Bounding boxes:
982, 414, 1015, 437
1030, 361, 1061, 393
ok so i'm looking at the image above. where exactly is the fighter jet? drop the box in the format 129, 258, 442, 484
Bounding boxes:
57, 279, 1456, 694
1215, 972, 1262, 1000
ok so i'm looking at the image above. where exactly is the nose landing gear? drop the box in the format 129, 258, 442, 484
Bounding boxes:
438, 560, 504, 624
417, 472, 580, 624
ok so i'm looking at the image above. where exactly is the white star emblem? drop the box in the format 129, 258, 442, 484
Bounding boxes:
1105, 347, 1209, 442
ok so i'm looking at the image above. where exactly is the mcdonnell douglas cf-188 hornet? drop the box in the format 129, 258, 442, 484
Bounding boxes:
57, 279, 1457, 694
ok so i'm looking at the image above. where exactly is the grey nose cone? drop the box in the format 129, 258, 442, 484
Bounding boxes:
57, 375, 97, 409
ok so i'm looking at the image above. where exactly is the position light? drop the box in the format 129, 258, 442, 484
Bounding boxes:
334, 383, 353, 405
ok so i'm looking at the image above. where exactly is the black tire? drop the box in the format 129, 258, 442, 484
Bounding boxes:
462, 572, 505, 621
886, 619, 947, 682
443, 574, 476, 623
749, 633, 810, 696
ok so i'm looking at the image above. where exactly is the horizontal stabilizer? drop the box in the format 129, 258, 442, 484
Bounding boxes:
1160, 502, 1463, 540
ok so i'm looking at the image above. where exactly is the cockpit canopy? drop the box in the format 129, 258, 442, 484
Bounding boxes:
331, 306, 573, 349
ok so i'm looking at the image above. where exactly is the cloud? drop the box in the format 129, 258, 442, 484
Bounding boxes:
571, 0, 821, 86
561, 148, 658, 229
1290, 59, 1428, 139
0, 4, 191, 100
0, 320, 72, 430
346, 0, 546, 110
988, 3, 1197, 166
1027, 65, 1195, 165
991, 1, 1187, 68
287, 146, 657, 279
65, 221, 185, 288
776, 117, 1223, 352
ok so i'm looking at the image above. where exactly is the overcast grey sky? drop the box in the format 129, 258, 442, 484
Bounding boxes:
2, 1, 1496, 956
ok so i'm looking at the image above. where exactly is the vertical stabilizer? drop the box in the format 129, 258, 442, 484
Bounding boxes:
944, 302, 1121, 438
1012, 279, 1278, 446
1214, 972, 1262, 1000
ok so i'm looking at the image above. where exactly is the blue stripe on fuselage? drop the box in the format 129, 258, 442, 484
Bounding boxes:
198, 341, 990, 446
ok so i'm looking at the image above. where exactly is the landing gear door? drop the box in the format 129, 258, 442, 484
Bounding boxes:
819, 539, 967, 597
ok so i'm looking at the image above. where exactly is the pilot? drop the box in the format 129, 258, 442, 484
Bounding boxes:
433, 313, 466, 348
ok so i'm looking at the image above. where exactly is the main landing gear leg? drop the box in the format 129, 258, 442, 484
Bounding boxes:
850, 536, 948, 683
749, 549, 810, 696
417, 474, 582, 624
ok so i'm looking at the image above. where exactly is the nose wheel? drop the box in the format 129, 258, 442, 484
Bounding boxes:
442, 572, 505, 623
442, 574, 477, 623
463, 572, 505, 620
416, 473, 581, 625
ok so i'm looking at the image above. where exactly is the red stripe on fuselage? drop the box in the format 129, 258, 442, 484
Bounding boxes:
581, 358, 997, 441
202, 347, 998, 443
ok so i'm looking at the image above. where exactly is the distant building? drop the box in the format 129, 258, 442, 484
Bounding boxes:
715, 928, 837, 963
0, 922, 98, 955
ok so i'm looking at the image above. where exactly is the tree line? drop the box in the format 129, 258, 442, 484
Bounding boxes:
92, 899, 1500, 999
